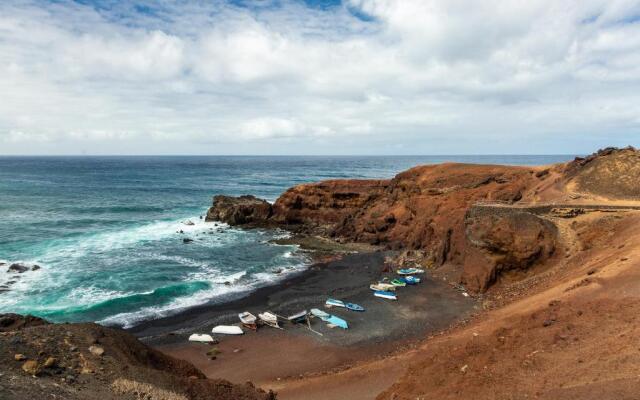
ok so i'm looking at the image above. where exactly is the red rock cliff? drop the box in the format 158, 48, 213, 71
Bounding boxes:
206, 147, 640, 292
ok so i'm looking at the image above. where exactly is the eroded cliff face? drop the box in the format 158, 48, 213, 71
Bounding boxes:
462, 207, 558, 292
272, 179, 389, 226
205, 195, 273, 225
333, 164, 537, 264
205, 147, 640, 293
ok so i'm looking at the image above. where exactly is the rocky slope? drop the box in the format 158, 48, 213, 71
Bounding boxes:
376, 204, 640, 399
0, 314, 275, 400
207, 146, 640, 293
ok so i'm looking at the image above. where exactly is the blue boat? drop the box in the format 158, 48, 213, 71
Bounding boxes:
400, 276, 420, 285
345, 303, 365, 312
326, 315, 348, 329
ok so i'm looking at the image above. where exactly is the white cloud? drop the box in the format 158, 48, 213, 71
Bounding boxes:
0, 0, 639, 154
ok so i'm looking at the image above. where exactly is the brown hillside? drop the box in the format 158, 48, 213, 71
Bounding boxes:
207, 147, 640, 293
564, 146, 640, 200
0, 315, 274, 400
377, 209, 640, 400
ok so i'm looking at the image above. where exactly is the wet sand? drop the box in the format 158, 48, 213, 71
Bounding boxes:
132, 251, 476, 397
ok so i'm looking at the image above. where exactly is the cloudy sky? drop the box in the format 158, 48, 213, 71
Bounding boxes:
1, 0, 639, 155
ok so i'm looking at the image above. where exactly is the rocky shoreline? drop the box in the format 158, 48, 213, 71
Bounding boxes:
3, 146, 640, 400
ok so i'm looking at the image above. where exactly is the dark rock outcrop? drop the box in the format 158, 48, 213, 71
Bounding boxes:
206, 195, 273, 225
8, 263, 29, 273
461, 207, 557, 292
0, 313, 48, 332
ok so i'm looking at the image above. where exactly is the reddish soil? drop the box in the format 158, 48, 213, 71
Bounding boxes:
376, 210, 640, 399
0, 318, 274, 400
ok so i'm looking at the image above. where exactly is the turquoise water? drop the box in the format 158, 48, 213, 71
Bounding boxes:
0, 155, 574, 327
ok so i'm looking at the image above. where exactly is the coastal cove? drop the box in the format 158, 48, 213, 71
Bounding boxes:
3, 148, 640, 400
0, 155, 571, 327
135, 251, 476, 396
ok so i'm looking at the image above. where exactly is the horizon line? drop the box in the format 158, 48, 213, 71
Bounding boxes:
0, 153, 580, 157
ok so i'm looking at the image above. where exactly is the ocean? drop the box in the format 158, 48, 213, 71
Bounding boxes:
0, 155, 574, 328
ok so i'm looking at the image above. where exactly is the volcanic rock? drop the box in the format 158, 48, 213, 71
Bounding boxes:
8, 263, 29, 273
22, 360, 40, 376
0, 314, 48, 332
461, 207, 558, 292
88, 345, 104, 356
206, 195, 273, 225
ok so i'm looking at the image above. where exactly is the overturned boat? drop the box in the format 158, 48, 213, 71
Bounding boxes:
374, 290, 397, 300
310, 308, 331, 321
287, 310, 308, 323
211, 325, 244, 335
326, 315, 348, 330
188, 333, 215, 343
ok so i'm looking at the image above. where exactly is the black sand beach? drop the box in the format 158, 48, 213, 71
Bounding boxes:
131, 251, 476, 348
139, 250, 477, 395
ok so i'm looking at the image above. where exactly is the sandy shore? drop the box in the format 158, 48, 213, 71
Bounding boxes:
129, 251, 476, 398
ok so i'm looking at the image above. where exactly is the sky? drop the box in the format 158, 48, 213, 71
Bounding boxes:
0, 0, 639, 155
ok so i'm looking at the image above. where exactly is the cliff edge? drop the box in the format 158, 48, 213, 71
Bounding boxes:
207, 146, 640, 293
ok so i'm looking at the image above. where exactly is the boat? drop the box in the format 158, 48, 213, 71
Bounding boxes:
326, 315, 348, 329
310, 308, 331, 321
188, 334, 215, 343
400, 276, 420, 285
211, 325, 244, 335
258, 311, 281, 329
369, 283, 396, 292
287, 310, 308, 323
345, 303, 365, 312
390, 279, 407, 287
397, 268, 425, 275
325, 298, 346, 308
238, 311, 257, 329
374, 290, 397, 300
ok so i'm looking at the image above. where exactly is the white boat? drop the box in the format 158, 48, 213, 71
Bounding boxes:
374, 290, 397, 300
188, 334, 215, 343
310, 308, 331, 321
369, 283, 396, 292
325, 298, 346, 308
258, 311, 281, 329
211, 325, 244, 335
238, 311, 257, 329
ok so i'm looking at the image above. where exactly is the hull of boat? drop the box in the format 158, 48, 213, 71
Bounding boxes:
325, 298, 346, 307
188, 334, 215, 343
326, 315, 348, 329
374, 290, 397, 300
211, 325, 244, 335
